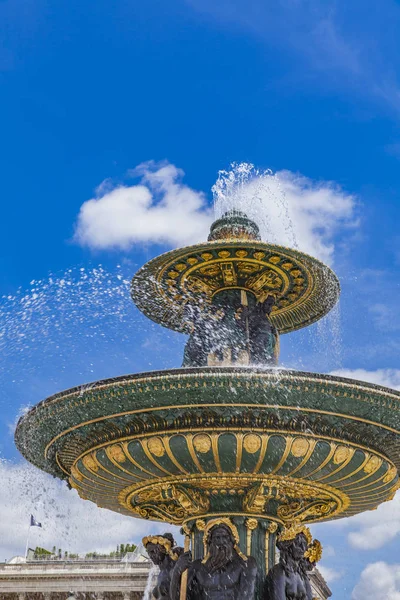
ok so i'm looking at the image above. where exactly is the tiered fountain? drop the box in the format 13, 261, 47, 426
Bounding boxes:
15, 209, 400, 597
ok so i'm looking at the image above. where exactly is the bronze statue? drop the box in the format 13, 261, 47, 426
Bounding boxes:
171, 518, 258, 600
143, 533, 183, 600
265, 524, 318, 600
182, 289, 279, 367
239, 293, 279, 365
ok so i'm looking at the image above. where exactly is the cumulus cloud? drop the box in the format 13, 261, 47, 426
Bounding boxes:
74, 162, 213, 250
0, 460, 176, 560
74, 161, 357, 264
352, 562, 400, 600
329, 368, 400, 390
318, 564, 342, 583
214, 165, 357, 264
345, 492, 400, 551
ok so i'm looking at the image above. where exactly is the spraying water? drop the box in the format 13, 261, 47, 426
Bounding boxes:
212, 162, 297, 249
0, 163, 344, 417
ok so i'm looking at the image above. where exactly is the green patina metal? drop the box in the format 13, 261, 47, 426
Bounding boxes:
14, 211, 400, 597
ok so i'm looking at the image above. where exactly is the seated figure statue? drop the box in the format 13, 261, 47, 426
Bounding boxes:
265, 523, 316, 600
171, 519, 258, 600
246, 293, 279, 365
143, 533, 183, 600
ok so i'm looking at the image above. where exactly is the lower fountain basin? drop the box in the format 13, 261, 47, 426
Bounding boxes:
15, 367, 400, 525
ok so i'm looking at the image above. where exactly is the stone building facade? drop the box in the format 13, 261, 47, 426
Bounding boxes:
0, 557, 331, 599
0, 558, 149, 600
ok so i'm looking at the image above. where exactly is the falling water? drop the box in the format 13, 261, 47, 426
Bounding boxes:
142, 563, 159, 600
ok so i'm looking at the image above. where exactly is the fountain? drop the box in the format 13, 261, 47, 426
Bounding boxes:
15, 204, 400, 598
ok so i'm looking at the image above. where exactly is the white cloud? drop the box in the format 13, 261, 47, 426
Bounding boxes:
352, 562, 400, 600
346, 493, 400, 551
74, 161, 357, 265
329, 368, 400, 390
214, 166, 356, 264
74, 161, 213, 250
0, 460, 177, 560
318, 564, 342, 583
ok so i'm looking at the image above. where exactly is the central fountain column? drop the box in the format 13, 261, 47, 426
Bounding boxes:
183, 516, 279, 595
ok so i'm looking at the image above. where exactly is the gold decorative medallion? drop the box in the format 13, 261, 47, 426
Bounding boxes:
243, 434, 262, 454
193, 434, 212, 454
291, 437, 309, 458
363, 455, 382, 474
147, 437, 165, 457
107, 444, 126, 463
384, 466, 397, 484
333, 446, 350, 465
82, 454, 98, 471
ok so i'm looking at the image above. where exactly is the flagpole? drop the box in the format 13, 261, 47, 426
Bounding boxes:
24, 520, 31, 560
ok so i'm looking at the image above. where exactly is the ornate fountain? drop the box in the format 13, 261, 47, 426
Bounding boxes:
15, 210, 400, 597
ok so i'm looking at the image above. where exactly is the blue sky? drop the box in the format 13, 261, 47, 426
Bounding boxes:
1, 0, 400, 597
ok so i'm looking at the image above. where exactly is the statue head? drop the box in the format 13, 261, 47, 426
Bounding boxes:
277, 523, 313, 573
143, 533, 177, 566
277, 532, 309, 562
201, 518, 247, 574
205, 524, 236, 573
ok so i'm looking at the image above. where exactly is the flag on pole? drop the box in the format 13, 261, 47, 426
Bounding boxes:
30, 515, 42, 528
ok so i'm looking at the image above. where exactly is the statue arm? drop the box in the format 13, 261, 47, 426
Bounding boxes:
170, 553, 194, 600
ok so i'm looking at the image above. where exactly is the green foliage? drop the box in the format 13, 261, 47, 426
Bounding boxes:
34, 547, 52, 556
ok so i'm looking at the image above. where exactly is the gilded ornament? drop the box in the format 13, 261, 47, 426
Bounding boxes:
71, 466, 83, 481
243, 434, 262, 454
82, 454, 98, 471
291, 437, 309, 458
269, 256, 281, 264
304, 539, 323, 564
147, 437, 165, 458
187, 257, 198, 265
363, 455, 382, 474
107, 444, 126, 463
200, 264, 220, 276
142, 535, 179, 560
383, 466, 397, 484
333, 446, 350, 465
235, 250, 248, 258
193, 434, 212, 454
268, 522, 278, 534
196, 519, 206, 531
218, 251, 231, 258
246, 518, 258, 530
278, 522, 312, 545
201, 252, 213, 261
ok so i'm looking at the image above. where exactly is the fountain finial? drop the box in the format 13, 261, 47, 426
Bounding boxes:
208, 210, 261, 242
